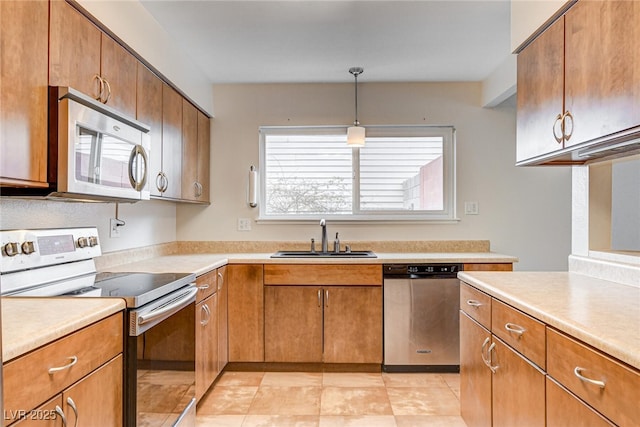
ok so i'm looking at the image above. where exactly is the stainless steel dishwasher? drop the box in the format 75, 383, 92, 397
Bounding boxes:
383, 264, 461, 372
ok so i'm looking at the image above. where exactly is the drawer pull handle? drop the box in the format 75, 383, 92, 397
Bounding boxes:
67, 397, 79, 427
55, 405, 67, 427
48, 356, 78, 374
487, 342, 499, 373
504, 322, 526, 337
466, 299, 482, 308
198, 284, 210, 291
574, 367, 606, 389
481, 337, 491, 367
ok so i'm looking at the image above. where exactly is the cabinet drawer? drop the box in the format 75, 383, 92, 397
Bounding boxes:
460, 282, 491, 329
547, 328, 640, 427
491, 299, 545, 369
546, 376, 614, 427
196, 269, 218, 302
3, 313, 123, 420
264, 264, 382, 286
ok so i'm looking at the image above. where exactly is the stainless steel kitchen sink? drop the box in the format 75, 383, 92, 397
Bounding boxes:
270, 250, 377, 258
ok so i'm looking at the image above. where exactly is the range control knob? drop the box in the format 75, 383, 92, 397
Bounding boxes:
3, 242, 19, 257
21, 241, 36, 255
77, 237, 89, 248
88, 236, 99, 247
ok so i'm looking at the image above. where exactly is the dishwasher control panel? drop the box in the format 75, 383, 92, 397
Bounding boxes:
383, 264, 462, 277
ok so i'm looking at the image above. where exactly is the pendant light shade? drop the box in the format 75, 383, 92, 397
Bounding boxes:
347, 67, 365, 146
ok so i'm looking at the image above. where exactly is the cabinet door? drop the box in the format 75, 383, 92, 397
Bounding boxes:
161, 84, 183, 199
197, 111, 211, 203
227, 265, 264, 362
217, 266, 229, 372
0, 0, 49, 188
181, 100, 199, 201
100, 34, 137, 117
516, 17, 565, 163
491, 338, 545, 427
136, 64, 163, 197
564, 0, 640, 147
323, 286, 382, 364
264, 286, 323, 362
49, 0, 101, 99
63, 355, 123, 427
196, 294, 219, 401
460, 312, 492, 427
546, 377, 614, 427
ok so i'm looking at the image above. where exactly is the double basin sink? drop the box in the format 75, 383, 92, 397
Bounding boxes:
271, 250, 377, 258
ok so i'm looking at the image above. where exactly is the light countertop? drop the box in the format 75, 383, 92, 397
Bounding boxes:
103, 252, 518, 276
2, 297, 126, 362
458, 271, 640, 370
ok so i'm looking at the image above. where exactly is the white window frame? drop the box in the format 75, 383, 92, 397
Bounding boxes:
258, 125, 457, 222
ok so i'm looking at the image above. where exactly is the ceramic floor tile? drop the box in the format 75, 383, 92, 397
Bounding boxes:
395, 415, 467, 427
196, 415, 245, 427
319, 415, 397, 427
322, 372, 385, 388
249, 386, 322, 415
197, 386, 259, 415
217, 371, 265, 387
381, 372, 448, 388
386, 387, 460, 416
320, 387, 393, 416
261, 371, 323, 387
242, 415, 320, 426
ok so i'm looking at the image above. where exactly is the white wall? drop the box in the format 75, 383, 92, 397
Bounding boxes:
177, 82, 572, 271
0, 199, 176, 253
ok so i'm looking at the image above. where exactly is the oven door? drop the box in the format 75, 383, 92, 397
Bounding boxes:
126, 286, 197, 427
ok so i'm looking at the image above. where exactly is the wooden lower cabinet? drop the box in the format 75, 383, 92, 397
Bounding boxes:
196, 293, 219, 401
227, 264, 264, 362
491, 338, 545, 427
460, 311, 492, 427
265, 286, 323, 362
546, 377, 614, 427
264, 285, 382, 364
217, 266, 229, 373
323, 286, 382, 364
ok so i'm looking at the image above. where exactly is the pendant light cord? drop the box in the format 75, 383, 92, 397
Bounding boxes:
349, 67, 363, 126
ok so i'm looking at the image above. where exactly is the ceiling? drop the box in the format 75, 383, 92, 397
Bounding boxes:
140, 0, 512, 84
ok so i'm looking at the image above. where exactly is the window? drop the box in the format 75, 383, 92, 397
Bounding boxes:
259, 125, 456, 221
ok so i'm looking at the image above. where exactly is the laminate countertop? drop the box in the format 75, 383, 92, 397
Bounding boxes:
1, 297, 126, 362
458, 271, 640, 371
103, 252, 518, 276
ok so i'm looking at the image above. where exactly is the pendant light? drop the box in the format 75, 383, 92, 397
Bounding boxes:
347, 67, 365, 146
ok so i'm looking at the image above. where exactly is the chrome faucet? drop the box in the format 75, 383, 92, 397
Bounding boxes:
320, 218, 328, 253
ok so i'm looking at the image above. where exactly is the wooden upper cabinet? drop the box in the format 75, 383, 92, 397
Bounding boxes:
50, 0, 136, 116
136, 63, 163, 197
161, 84, 183, 199
197, 111, 211, 203
516, 17, 565, 163
49, 0, 102, 98
564, 0, 640, 147
181, 100, 199, 201
0, 0, 49, 187
100, 34, 137, 117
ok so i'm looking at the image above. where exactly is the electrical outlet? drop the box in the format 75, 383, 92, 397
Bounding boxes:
464, 201, 479, 215
110, 218, 121, 238
237, 218, 252, 231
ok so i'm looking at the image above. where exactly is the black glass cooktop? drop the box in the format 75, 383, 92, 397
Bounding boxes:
63, 271, 196, 308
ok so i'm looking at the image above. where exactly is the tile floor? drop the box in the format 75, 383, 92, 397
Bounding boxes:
196, 371, 467, 427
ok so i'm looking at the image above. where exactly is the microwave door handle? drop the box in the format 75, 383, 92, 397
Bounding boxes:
128, 144, 149, 191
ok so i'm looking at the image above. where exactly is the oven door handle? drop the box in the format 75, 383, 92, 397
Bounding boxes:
138, 287, 198, 326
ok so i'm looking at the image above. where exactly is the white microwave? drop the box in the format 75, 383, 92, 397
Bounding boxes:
52, 86, 151, 202
3, 87, 151, 202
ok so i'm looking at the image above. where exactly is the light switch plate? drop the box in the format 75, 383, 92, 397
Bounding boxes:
109, 218, 121, 238
464, 201, 479, 215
